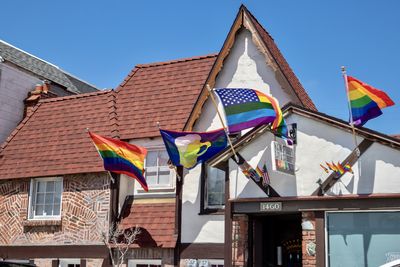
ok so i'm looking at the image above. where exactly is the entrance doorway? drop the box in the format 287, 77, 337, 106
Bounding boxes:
251, 213, 302, 267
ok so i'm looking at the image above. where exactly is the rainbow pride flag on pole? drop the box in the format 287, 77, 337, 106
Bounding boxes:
347, 76, 395, 126
88, 132, 148, 191
214, 88, 289, 139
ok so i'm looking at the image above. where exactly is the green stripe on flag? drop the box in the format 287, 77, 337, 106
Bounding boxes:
225, 102, 273, 115
350, 95, 373, 108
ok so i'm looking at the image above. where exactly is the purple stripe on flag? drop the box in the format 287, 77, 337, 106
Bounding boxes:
229, 116, 275, 133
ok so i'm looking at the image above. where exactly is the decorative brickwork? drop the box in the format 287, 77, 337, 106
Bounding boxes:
302, 211, 316, 267
0, 173, 110, 245
232, 215, 248, 267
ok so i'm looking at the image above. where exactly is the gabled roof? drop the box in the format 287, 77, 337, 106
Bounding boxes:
119, 199, 177, 248
0, 40, 99, 94
0, 90, 117, 179
117, 54, 217, 139
184, 5, 316, 130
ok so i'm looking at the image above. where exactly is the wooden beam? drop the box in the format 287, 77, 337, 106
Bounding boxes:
312, 139, 373, 196
224, 162, 233, 267
232, 153, 280, 197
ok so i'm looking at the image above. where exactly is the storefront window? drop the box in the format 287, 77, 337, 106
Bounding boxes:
327, 211, 400, 267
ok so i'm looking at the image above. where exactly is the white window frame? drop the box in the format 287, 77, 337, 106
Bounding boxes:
271, 141, 295, 176
59, 259, 80, 267
28, 177, 63, 220
198, 259, 224, 267
127, 259, 162, 267
142, 148, 174, 190
324, 209, 400, 267
205, 165, 225, 210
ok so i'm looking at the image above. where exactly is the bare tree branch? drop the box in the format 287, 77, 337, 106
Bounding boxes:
102, 222, 140, 267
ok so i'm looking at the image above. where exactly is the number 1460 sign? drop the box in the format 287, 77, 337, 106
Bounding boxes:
260, 202, 282, 211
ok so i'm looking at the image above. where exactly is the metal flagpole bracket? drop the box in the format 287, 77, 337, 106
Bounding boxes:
289, 123, 297, 145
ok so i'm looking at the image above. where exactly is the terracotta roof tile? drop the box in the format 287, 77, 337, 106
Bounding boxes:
119, 201, 177, 248
0, 90, 116, 179
244, 7, 317, 111
117, 54, 217, 139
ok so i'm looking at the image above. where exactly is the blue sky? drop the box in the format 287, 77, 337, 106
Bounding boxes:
1, 0, 399, 135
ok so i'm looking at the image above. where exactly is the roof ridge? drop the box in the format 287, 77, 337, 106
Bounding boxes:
39, 89, 112, 103
243, 7, 318, 111
136, 53, 218, 68
0, 39, 60, 69
107, 90, 120, 138
284, 104, 400, 147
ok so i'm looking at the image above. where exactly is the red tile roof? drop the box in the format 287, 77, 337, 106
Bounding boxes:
0, 90, 117, 179
117, 54, 217, 139
119, 201, 177, 248
244, 6, 317, 111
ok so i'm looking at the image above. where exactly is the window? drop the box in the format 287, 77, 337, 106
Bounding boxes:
326, 211, 400, 267
128, 259, 161, 267
198, 259, 224, 267
59, 259, 80, 267
205, 165, 225, 209
271, 141, 295, 175
145, 150, 172, 188
29, 177, 62, 220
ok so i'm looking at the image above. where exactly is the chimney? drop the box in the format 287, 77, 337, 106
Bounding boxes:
23, 81, 56, 118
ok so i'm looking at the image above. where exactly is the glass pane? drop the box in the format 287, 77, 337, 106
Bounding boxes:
146, 175, 157, 185
54, 193, 61, 205
146, 151, 157, 167
35, 205, 44, 216
327, 212, 400, 267
44, 204, 53, 216
46, 181, 55, 192
36, 193, 45, 205
158, 150, 169, 166
55, 181, 62, 193
45, 193, 54, 205
53, 205, 61, 216
37, 181, 46, 192
207, 166, 225, 207
158, 169, 171, 185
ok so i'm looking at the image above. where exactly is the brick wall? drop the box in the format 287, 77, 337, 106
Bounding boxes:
302, 211, 316, 267
0, 173, 110, 245
232, 215, 248, 267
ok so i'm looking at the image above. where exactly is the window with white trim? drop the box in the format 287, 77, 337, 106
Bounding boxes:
205, 165, 225, 209
128, 259, 161, 267
145, 150, 173, 188
29, 177, 62, 220
198, 259, 224, 267
59, 259, 80, 267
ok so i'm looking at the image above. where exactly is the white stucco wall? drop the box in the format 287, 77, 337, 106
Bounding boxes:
182, 29, 299, 244
231, 113, 400, 198
0, 63, 42, 143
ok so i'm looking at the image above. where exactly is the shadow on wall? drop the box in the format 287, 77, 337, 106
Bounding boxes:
357, 143, 400, 195
182, 166, 224, 242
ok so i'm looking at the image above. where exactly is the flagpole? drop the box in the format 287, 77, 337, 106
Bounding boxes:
341, 66, 359, 155
207, 84, 239, 161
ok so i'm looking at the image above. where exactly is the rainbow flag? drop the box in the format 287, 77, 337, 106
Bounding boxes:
214, 88, 290, 140
344, 164, 354, 174
89, 132, 148, 191
347, 76, 394, 126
